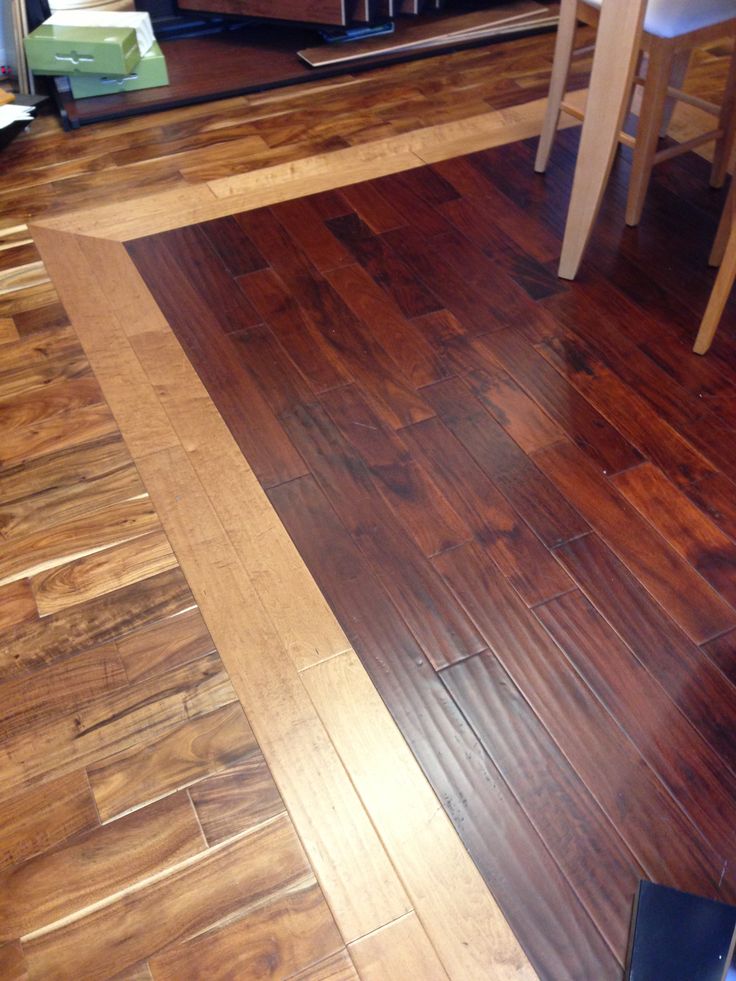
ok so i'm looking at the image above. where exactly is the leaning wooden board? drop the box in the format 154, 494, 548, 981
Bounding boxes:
177, 0, 350, 26
299, 2, 550, 66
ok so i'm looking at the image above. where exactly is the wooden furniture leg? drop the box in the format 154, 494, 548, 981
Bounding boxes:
660, 49, 690, 137
625, 38, 674, 226
709, 180, 735, 267
558, 0, 647, 280
534, 0, 579, 173
694, 182, 736, 354
711, 46, 736, 188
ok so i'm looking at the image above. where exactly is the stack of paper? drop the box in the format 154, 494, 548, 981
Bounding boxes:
0, 104, 34, 131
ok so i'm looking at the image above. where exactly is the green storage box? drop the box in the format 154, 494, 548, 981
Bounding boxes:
24, 24, 140, 77
69, 42, 168, 99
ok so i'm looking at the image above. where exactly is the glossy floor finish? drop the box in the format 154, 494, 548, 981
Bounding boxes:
128, 129, 736, 979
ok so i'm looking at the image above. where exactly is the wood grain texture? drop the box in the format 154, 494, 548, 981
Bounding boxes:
0, 497, 160, 587
116, 608, 216, 683
0, 580, 36, 634
0, 567, 194, 681
88, 702, 257, 822
188, 754, 285, 845
0, 792, 204, 940
148, 878, 343, 981
0, 643, 127, 742
348, 913, 448, 980
22, 814, 311, 981
32, 527, 177, 616
612, 461, 736, 609
0, 435, 144, 544
285, 949, 358, 980
554, 533, 736, 778
0, 652, 236, 803
532, 440, 736, 644
0, 771, 98, 872
301, 649, 533, 980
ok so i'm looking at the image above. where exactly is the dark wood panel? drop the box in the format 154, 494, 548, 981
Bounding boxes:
199, 216, 268, 278
443, 652, 642, 963
126, 232, 308, 488
686, 471, 736, 544
267, 475, 620, 978
323, 263, 449, 388
422, 376, 589, 547
319, 385, 468, 557
555, 534, 736, 777
433, 541, 735, 901
472, 328, 643, 474
400, 415, 573, 606
236, 208, 434, 428
703, 630, 736, 689
532, 441, 736, 644
612, 462, 736, 610
279, 403, 484, 668
325, 212, 443, 318
536, 590, 736, 866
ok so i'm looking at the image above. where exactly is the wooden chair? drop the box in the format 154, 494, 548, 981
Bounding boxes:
535, 0, 736, 227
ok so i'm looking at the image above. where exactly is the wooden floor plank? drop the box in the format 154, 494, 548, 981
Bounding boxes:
0, 567, 194, 681
0, 497, 161, 587
0, 643, 127, 742
532, 440, 736, 644
536, 590, 736, 862
270, 476, 617, 978
612, 462, 736, 609
188, 754, 285, 846
400, 416, 573, 606
348, 913, 449, 981
147, 878, 343, 981
433, 541, 735, 902
31, 527, 178, 616
0, 792, 204, 941
0, 435, 144, 544
422, 376, 589, 548
301, 648, 532, 980
0, 652, 236, 803
88, 702, 257, 822
21, 814, 311, 981
0, 772, 98, 873
116, 608, 215, 684
554, 533, 736, 778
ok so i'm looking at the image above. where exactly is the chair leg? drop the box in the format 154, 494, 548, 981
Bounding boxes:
694, 214, 736, 354
625, 38, 675, 226
535, 0, 580, 174
711, 46, 736, 188
659, 49, 690, 137
709, 180, 734, 267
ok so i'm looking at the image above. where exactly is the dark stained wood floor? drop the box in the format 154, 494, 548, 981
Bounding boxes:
128, 128, 736, 979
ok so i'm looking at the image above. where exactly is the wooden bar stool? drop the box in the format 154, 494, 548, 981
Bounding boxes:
535, 0, 736, 227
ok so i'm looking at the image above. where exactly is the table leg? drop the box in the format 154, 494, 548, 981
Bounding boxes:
558, 0, 647, 279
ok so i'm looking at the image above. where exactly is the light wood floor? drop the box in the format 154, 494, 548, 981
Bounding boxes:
0, 28, 731, 980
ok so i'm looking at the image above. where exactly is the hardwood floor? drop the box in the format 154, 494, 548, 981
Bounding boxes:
123, 126, 736, 978
2, 25, 735, 981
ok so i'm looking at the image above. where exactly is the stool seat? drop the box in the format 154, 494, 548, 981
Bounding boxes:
585, 0, 736, 40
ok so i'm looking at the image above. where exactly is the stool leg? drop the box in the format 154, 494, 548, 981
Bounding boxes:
535, 0, 580, 174
711, 47, 736, 188
694, 219, 736, 354
625, 38, 674, 226
709, 180, 734, 267
660, 49, 690, 137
